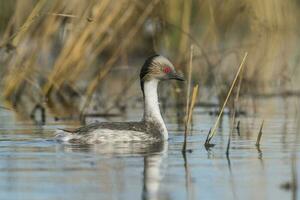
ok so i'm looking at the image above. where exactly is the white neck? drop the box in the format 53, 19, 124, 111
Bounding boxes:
142, 79, 168, 140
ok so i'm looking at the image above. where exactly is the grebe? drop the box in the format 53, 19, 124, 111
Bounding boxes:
55, 55, 184, 143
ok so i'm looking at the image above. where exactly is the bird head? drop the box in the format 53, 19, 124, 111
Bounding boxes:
140, 55, 184, 87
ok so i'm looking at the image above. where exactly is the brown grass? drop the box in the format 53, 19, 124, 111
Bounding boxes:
0, 0, 299, 120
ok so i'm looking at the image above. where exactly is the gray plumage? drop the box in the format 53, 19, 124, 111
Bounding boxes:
55, 55, 184, 143
60, 121, 164, 141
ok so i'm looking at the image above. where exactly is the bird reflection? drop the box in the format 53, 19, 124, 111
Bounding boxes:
56, 139, 168, 200
142, 142, 168, 200
58, 140, 166, 155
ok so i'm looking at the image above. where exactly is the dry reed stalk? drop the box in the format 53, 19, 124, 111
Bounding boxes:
205, 52, 248, 146
2, 1, 73, 98
11, 0, 47, 47
291, 155, 298, 200
68, 4, 136, 84
47, 13, 80, 19
182, 45, 193, 152
2, 5, 72, 101
42, 0, 116, 95
39, 1, 104, 88
185, 45, 194, 122
177, 0, 192, 63
187, 85, 199, 126
1, 0, 296, 120
226, 55, 245, 156
236, 120, 241, 136
256, 120, 264, 146
226, 103, 237, 156
3, 51, 38, 99
64, 2, 126, 82
40, 4, 92, 77
182, 84, 199, 152
80, 0, 161, 114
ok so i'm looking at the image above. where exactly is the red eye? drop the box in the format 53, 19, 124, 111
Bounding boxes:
163, 66, 172, 73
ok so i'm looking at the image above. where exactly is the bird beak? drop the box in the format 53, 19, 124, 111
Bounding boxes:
169, 72, 185, 81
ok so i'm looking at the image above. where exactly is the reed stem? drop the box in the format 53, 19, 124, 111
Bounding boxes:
226, 55, 245, 155
256, 120, 264, 146
206, 52, 248, 145
182, 84, 198, 152
182, 45, 194, 152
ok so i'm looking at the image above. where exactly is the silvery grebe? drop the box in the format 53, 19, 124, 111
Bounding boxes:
55, 55, 184, 143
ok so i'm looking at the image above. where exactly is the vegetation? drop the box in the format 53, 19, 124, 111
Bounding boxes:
0, 0, 299, 120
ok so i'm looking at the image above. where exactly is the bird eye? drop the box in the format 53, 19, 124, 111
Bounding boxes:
163, 66, 172, 73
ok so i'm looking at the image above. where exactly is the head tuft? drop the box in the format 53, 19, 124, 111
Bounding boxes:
140, 54, 160, 83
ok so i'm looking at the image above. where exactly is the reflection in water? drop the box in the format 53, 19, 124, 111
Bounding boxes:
142, 142, 168, 200
59, 140, 166, 155
256, 145, 263, 160
182, 152, 195, 200
57, 139, 168, 200
226, 155, 238, 200
0, 98, 299, 200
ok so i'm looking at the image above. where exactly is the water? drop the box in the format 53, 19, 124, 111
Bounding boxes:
0, 97, 299, 200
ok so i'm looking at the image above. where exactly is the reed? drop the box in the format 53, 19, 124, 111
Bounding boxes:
182, 45, 194, 152
291, 154, 298, 200
43, 0, 123, 96
177, 0, 192, 63
225, 107, 235, 156
0, 0, 162, 118
182, 84, 198, 152
185, 45, 194, 125
255, 120, 264, 146
80, 0, 161, 115
226, 55, 245, 156
1, 0, 299, 121
236, 120, 241, 136
0, 0, 47, 48
205, 52, 248, 146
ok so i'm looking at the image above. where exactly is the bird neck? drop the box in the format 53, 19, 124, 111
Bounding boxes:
142, 79, 168, 140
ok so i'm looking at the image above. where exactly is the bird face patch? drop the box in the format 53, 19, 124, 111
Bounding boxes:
163, 66, 172, 74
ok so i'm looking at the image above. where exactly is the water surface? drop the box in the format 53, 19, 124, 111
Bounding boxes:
0, 97, 299, 200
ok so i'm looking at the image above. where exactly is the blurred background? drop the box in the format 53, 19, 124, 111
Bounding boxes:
0, 0, 299, 123
1, 1, 300, 199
